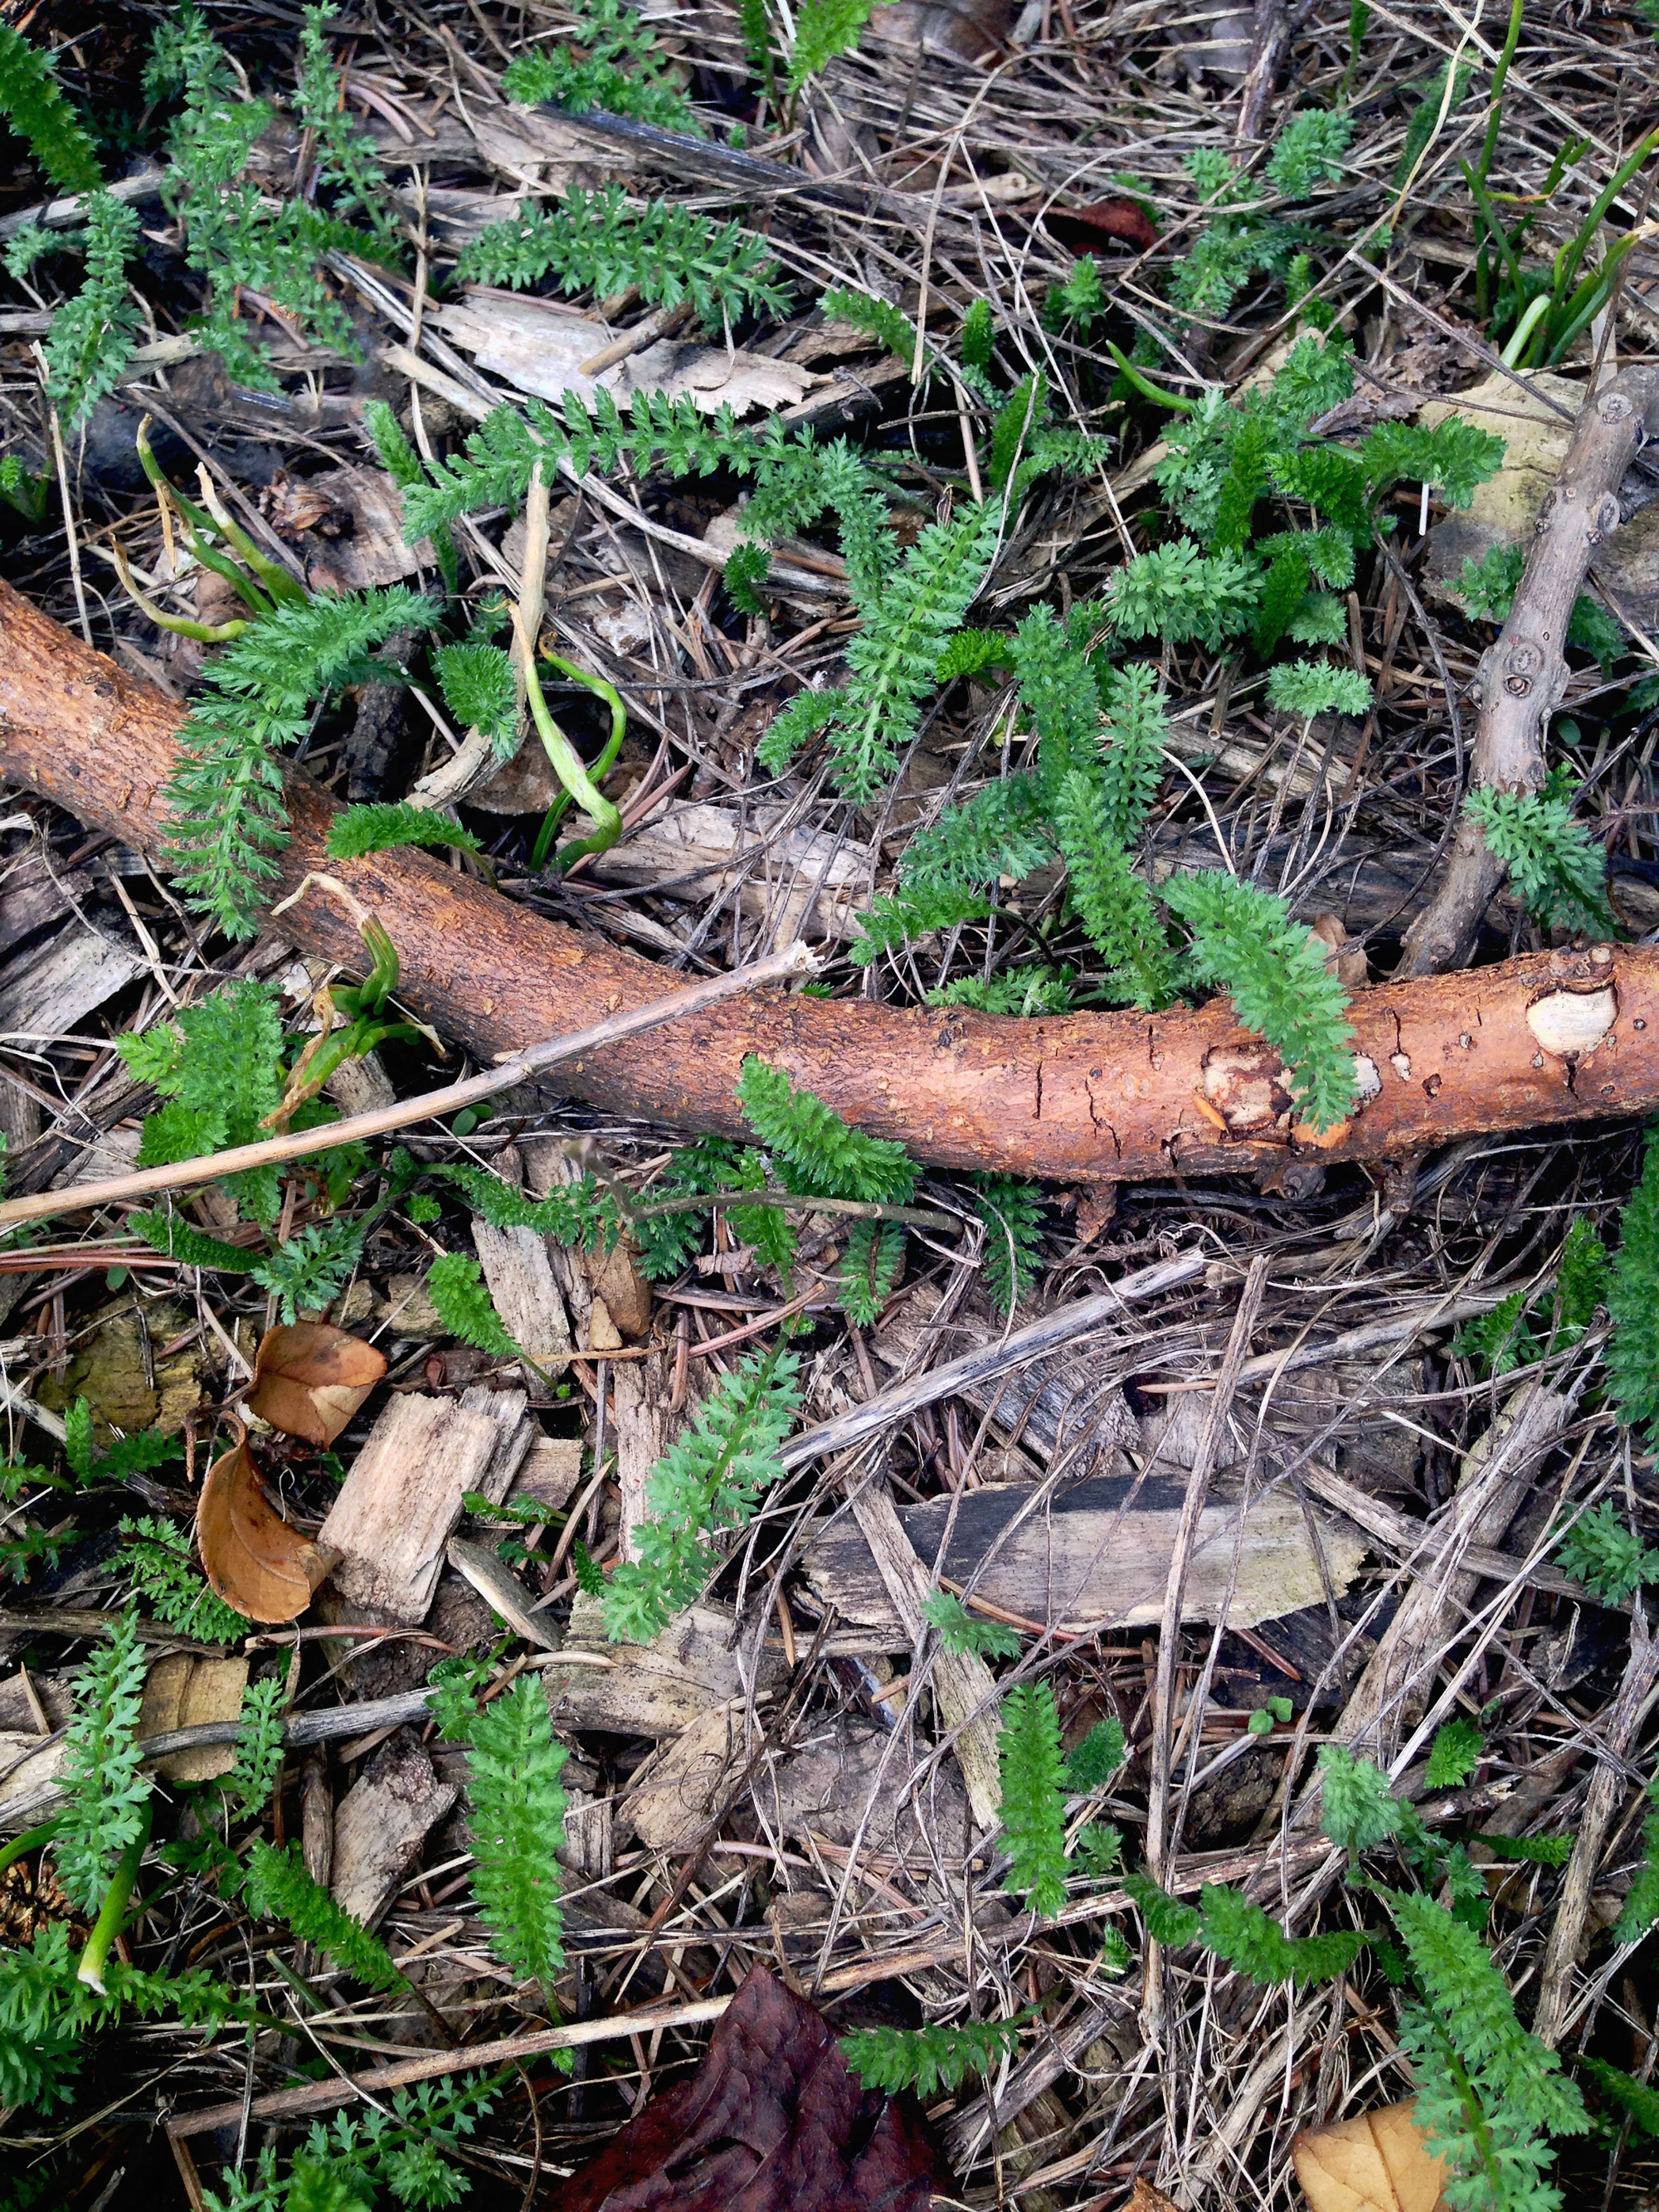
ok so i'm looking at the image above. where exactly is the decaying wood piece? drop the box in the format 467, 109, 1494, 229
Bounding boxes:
539, 1593, 786, 1737
610, 1353, 676, 1559
623, 1703, 749, 1852
1531, 1619, 1659, 2048
8, 582, 1659, 1187
469, 1217, 573, 1377
1311, 1382, 1568, 1779
1400, 365, 1659, 975
805, 1475, 1367, 1641
319, 1387, 533, 1622
329, 1730, 459, 1928
843, 1475, 1003, 1830
445, 1536, 559, 1649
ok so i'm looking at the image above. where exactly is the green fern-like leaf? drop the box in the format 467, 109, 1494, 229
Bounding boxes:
250, 1220, 365, 1324
1122, 1867, 1203, 1945
995, 1681, 1068, 1918
820, 502, 1002, 803
127, 1208, 255, 1272
228, 1674, 287, 1815
501, 5, 702, 133
162, 588, 443, 939
295, 6, 398, 250
1265, 659, 1372, 717
1106, 542, 1262, 649
362, 398, 457, 594
1266, 107, 1353, 197
435, 1674, 568, 1999
838, 1218, 906, 1325
0, 23, 102, 192
122, 977, 289, 1223
971, 1174, 1046, 1314
786, 0, 876, 90
1053, 771, 1180, 1008
246, 1841, 407, 1990
327, 802, 484, 862
432, 639, 517, 754
54, 1608, 151, 1914
1605, 1130, 1659, 1437
1317, 1743, 1402, 1856
42, 191, 141, 427
118, 1514, 248, 1643
1425, 1717, 1485, 1789
1064, 1718, 1127, 1791
840, 2015, 1024, 2096
922, 1589, 1021, 1659
602, 1348, 800, 1642
1096, 660, 1170, 848
737, 1057, 917, 1203
894, 775, 1052, 895
1386, 1885, 1587, 2210
849, 881, 992, 965
1554, 1502, 1659, 1605
1582, 2056, 1659, 2142
459, 187, 788, 327
1161, 870, 1358, 1131
1194, 1881, 1366, 1986
426, 1253, 523, 1360
1465, 784, 1611, 934
821, 284, 917, 361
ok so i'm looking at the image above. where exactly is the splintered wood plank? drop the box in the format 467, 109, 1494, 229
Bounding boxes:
540, 1595, 786, 1737
330, 1732, 458, 1928
804, 1476, 1367, 1640
0, 926, 144, 1039
470, 1218, 572, 1374
611, 1352, 674, 1561
319, 1388, 534, 1623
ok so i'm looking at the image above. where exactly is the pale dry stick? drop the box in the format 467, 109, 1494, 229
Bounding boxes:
1399, 363, 1659, 975
0, 941, 817, 1235
1531, 1612, 1659, 2048
1141, 1258, 1271, 2044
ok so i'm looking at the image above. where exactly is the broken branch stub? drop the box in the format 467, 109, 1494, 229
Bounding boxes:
1400, 364, 1659, 977
2, 579, 1658, 1183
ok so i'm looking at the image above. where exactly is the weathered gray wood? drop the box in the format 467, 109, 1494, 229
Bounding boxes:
470, 1218, 572, 1373
320, 1390, 530, 1623
330, 1732, 458, 1928
804, 1476, 1367, 1637
0, 924, 144, 1038
539, 1594, 786, 1737
445, 1537, 559, 1650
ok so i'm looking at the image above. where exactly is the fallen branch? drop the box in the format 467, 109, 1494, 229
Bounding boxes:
4, 579, 1659, 1184
1399, 363, 1659, 975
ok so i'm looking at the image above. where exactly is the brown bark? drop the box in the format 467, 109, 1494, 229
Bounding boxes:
1399, 364, 1659, 976
4, 576, 1659, 1185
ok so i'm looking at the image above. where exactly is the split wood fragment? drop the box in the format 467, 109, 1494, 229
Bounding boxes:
6, 580, 1659, 1189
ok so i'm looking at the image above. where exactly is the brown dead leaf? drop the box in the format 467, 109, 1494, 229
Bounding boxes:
1121, 2183, 1181, 2212
587, 1241, 652, 1339
197, 1433, 338, 1623
140, 1652, 248, 1782
249, 1323, 387, 1445
1293, 2101, 1451, 2212
562, 1962, 938, 2212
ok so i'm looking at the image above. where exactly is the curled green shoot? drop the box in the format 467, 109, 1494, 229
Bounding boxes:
511, 620, 625, 873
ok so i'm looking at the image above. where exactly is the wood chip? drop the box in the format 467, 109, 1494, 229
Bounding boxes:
445, 1536, 559, 1649
139, 1652, 248, 1782
540, 1594, 785, 1738
330, 1731, 459, 1928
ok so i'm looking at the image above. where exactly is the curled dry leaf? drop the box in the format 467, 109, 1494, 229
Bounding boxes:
1292, 2100, 1450, 2212
196, 1432, 338, 1623
248, 1321, 387, 1446
562, 1962, 938, 2212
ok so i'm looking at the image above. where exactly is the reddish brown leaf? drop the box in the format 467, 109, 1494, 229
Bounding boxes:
562, 1964, 940, 2212
248, 1322, 386, 1446
196, 1429, 338, 1623
1044, 199, 1159, 255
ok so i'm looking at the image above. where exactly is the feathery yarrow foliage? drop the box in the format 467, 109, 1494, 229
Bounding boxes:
971, 1174, 1046, 1314
786, 0, 876, 92
426, 1253, 523, 1361
1385, 1884, 1588, 2212
1161, 872, 1358, 1131
162, 587, 441, 939
1466, 783, 1611, 933
245, 1841, 406, 1991
1425, 1717, 1485, 1790
840, 2015, 1024, 2096
120, 980, 289, 1222
1604, 1129, 1659, 1437
996, 1682, 1068, 1918
457, 187, 788, 327
923, 1589, 1022, 1659
433, 1670, 568, 2001
603, 1348, 801, 1643
55, 1607, 151, 1914
119, 1514, 248, 1644
228, 1675, 287, 1816
1064, 1719, 1128, 1792
41, 191, 141, 427
501, 0, 702, 130
0, 23, 102, 192
326, 801, 484, 863
1554, 1502, 1659, 1604
735, 1058, 917, 1203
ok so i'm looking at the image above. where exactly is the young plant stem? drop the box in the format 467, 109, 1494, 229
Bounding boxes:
0, 1816, 61, 1881
76, 1798, 153, 1994
511, 611, 624, 870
